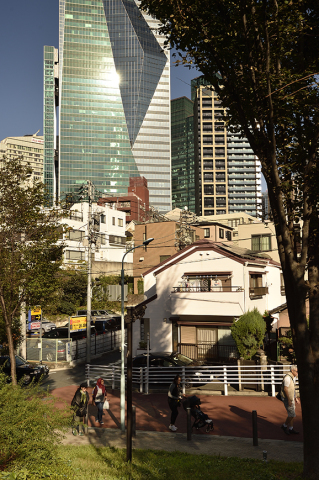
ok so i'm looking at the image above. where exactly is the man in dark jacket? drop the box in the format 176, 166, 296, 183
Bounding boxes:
71, 382, 89, 436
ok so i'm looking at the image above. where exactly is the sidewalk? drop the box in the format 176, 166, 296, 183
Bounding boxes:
62, 428, 303, 463
52, 385, 303, 463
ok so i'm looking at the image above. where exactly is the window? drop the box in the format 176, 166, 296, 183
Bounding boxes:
204, 228, 210, 238
251, 234, 271, 251
249, 273, 268, 297
66, 230, 84, 242
204, 185, 214, 195
225, 231, 232, 241
219, 228, 224, 239
100, 214, 106, 224
65, 250, 85, 261
99, 234, 106, 245
118, 218, 123, 227
109, 235, 126, 245
112, 217, 115, 226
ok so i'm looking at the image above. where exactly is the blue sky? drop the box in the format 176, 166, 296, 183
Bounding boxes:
0, 1, 198, 140
0, 1, 266, 191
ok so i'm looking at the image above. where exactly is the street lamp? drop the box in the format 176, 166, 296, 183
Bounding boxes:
120, 237, 154, 432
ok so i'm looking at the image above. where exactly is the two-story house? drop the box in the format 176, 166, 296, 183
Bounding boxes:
133, 239, 286, 362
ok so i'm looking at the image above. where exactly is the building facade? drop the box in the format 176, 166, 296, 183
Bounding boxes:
0, 133, 44, 183
98, 176, 149, 223
44, 0, 171, 212
171, 97, 195, 212
60, 202, 132, 275
134, 240, 284, 359
192, 76, 262, 218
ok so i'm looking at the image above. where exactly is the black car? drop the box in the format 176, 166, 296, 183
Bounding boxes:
42, 326, 96, 340
132, 351, 194, 368
0, 355, 49, 385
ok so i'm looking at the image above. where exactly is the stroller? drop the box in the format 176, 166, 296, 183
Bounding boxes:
182, 395, 214, 433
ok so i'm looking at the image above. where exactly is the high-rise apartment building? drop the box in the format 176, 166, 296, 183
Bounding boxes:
171, 97, 195, 212
192, 76, 262, 217
44, 0, 171, 212
0, 133, 44, 183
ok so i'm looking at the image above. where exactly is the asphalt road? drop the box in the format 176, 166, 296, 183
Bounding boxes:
41, 350, 121, 390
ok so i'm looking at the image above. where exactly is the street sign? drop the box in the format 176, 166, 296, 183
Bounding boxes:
28, 307, 42, 331
70, 316, 87, 332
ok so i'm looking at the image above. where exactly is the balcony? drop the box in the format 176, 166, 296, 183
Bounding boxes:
249, 286, 269, 298
171, 287, 244, 316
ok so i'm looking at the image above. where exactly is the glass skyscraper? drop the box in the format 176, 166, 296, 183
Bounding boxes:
171, 97, 195, 212
44, 0, 171, 211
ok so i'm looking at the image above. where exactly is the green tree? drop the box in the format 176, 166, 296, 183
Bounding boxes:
231, 309, 266, 360
0, 156, 66, 385
139, 0, 319, 475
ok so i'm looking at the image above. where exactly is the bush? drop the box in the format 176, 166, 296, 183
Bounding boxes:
230, 308, 266, 360
0, 371, 73, 475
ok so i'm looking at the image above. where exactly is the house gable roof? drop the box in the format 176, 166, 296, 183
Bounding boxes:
143, 239, 281, 277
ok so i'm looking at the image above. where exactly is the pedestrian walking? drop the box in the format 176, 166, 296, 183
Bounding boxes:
280, 365, 300, 435
71, 382, 89, 436
167, 375, 184, 431
92, 377, 107, 425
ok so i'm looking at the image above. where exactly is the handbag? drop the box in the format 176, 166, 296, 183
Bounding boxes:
276, 391, 283, 401
103, 399, 110, 410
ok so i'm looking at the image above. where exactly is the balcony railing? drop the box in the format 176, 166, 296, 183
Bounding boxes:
249, 286, 269, 298
172, 286, 243, 293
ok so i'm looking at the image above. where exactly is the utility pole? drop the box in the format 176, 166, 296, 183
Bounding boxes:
79, 180, 96, 364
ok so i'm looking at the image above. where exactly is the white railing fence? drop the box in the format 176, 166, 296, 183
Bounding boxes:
85, 363, 297, 397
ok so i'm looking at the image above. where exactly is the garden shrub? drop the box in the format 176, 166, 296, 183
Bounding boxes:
0, 371, 73, 475
230, 308, 266, 359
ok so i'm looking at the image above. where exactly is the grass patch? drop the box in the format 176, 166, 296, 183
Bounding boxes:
21, 445, 302, 480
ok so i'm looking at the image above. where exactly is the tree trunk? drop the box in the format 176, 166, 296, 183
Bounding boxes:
0, 294, 17, 386
283, 269, 319, 479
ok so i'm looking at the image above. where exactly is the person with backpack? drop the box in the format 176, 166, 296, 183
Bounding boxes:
280, 365, 300, 435
71, 382, 89, 436
92, 377, 107, 425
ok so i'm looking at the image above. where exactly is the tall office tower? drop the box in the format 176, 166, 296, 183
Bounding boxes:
171, 97, 195, 212
0, 133, 44, 183
44, 0, 171, 211
192, 76, 262, 217
43, 46, 59, 202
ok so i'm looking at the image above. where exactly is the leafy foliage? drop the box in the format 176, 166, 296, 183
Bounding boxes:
0, 156, 68, 383
231, 308, 266, 360
44, 267, 87, 316
0, 372, 73, 475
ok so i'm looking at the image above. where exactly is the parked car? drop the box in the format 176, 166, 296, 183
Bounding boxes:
42, 326, 96, 341
0, 355, 49, 385
132, 352, 204, 388
132, 351, 194, 368
77, 309, 121, 322
27, 319, 57, 335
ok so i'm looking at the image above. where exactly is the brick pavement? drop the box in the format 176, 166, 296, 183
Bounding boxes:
51, 385, 304, 440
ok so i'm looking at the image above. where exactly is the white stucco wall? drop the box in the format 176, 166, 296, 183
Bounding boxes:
134, 246, 286, 354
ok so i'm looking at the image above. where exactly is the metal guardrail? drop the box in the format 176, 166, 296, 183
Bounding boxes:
85, 363, 297, 397
26, 330, 123, 363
